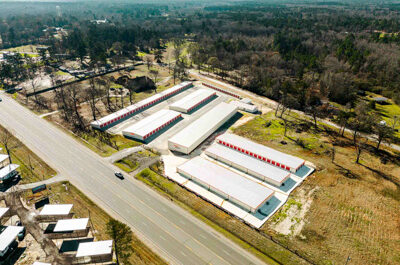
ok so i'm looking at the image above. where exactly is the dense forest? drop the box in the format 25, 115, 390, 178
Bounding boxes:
1, 0, 400, 140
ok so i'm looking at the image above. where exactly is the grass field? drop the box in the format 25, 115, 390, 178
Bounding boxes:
23, 182, 166, 265
233, 111, 400, 265
136, 167, 309, 265
114, 149, 157, 172
0, 125, 56, 184
76, 131, 141, 157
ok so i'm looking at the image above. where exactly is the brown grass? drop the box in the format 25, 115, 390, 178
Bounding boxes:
26, 181, 166, 265
136, 167, 309, 265
0, 124, 56, 184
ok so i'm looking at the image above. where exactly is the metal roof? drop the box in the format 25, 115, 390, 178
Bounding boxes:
39, 204, 73, 216
169, 89, 215, 112
0, 164, 19, 180
230, 100, 258, 113
0, 208, 9, 219
0, 154, 8, 164
53, 218, 89, 232
169, 102, 237, 150
205, 144, 290, 185
0, 226, 24, 252
178, 157, 274, 210
217, 133, 305, 170
32, 262, 51, 265
91, 81, 191, 126
76, 240, 113, 257
122, 109, 181, 138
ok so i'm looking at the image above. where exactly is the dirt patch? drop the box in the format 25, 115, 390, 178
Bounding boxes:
271, 188, 317, 236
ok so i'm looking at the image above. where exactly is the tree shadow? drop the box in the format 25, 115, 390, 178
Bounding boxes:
359, 163, 400, 188
333, 162, 360, 179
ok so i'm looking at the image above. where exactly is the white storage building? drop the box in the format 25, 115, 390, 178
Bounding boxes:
76, 240, 113, 262
169, 89, 216, 113
177, 157, 274, 212
91, 81, 192, 130
216, 133, 305, 172
48, 218, 89, 239
0, 208, 9, 219
168, 102, 237, 154
205, 144, 290, 186
122, 109, 182, 141
0, 154, 9, 168
230, 100, 258, 113
202, 83, 241, 99
38, 204, 73, 221
0, 226, 24, 254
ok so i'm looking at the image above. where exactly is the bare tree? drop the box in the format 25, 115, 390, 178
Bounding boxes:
67, 84, 85, 130
144, 55, 153, 70
149, 69, 159, 91
374, 122, 395, 151
85, 78, 103, 121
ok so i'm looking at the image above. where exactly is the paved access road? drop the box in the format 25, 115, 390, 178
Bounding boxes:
0, 92, 266, 265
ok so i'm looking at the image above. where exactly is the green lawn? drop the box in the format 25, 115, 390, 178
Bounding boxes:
0, 124, 56, 184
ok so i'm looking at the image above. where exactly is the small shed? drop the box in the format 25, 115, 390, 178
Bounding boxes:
0, 164, 19, 185
46, 218, 89, 239
0, 208, 10, 225
74, 240, 113, 264
37, 204, 73, 222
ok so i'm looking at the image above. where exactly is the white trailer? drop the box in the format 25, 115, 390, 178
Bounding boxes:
177, 157, 274, 212
168, 102, 238, 154
123, 109, 182, 141
205, 144, 290, 186
91, 81, 192, 130
230, 100, 258, 113
216, 133, 305, 172
0, 164, 19, 183
169, 89, 216, 113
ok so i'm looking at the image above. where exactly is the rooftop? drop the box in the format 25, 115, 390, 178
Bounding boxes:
169, 89, 215, 111
205, 144, 290, 185
169, 102, 237, 149
39, 204, 73, 216
53, 218, 89, 232
178, 157, 274, 211
0, 208, 9, 219
76, 240, 113, 257
0, 226, 24, 252
0, 164, 19, 180
217, 133, 305, 170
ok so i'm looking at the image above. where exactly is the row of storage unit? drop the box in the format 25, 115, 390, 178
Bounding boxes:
230, 100, 259, 113
91, 81, 193, 130
177, 157, 274, 212
216, 133, 305, 172
168, 102, 238, 154
0, 164, 19, 185
169, 89, 216, 113
122, 109, 182, 141
205, 144, 290, 187
0, 226, 25, 256
202, 83, 241, 99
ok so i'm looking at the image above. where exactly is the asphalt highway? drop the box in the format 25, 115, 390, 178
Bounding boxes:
0, 92, 266, 265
